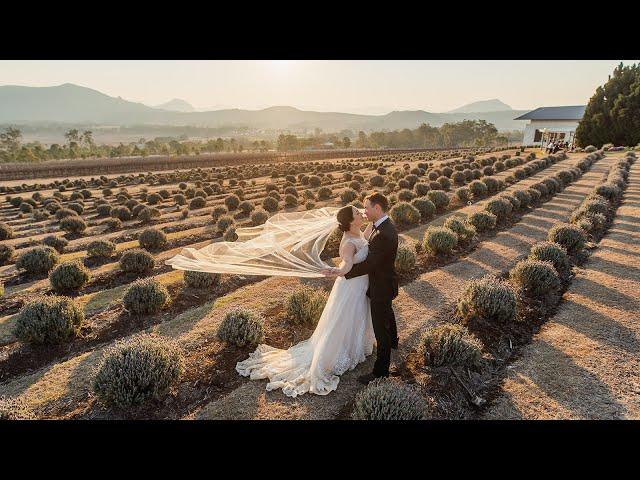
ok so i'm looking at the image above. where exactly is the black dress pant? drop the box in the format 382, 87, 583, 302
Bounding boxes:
370, 298, 398, 377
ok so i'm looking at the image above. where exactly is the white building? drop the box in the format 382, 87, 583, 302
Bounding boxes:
516, 105, 586, 147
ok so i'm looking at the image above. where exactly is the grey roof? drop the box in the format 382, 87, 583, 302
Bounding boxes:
514, 105, 586, 121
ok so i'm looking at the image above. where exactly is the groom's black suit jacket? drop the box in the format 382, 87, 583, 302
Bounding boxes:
344, 216, 399, 301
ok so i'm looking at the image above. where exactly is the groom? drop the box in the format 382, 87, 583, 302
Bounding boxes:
324, 192, 399, 384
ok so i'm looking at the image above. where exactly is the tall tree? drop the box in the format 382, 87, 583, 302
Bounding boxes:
82, 130, 94, 149
576, 62, 640, 147
417, 123, 441, 148
0, 127, 22, 160
356, 131, 368, 148
64, 129, 80, 145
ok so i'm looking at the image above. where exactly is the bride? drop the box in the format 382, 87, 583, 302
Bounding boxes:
166, 205, 375, 397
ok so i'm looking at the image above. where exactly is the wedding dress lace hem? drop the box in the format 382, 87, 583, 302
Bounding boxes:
236, 340, 374, 397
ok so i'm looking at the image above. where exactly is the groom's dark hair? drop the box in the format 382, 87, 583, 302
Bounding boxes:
365, 192, 389, 212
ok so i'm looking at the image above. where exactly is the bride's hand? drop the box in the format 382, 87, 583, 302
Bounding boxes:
333, 267, 347, 277
321, 267, 338, 277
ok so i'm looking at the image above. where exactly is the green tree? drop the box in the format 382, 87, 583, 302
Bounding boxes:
277, 134, 299, 151
16, 146, 38, 162
0, 127, 22, 161
495, 135, 508, 147
356, 131, 368, 148
417, 123, 441, 148
64, 129, 80, 146
82, 130, 94, 149
0, 127, 22, 151
576, 62, 640, 147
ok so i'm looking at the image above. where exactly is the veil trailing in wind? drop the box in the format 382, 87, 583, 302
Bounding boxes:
165, 206, 344, 278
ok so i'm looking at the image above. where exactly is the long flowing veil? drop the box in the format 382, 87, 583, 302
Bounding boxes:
165, 206, 343, 278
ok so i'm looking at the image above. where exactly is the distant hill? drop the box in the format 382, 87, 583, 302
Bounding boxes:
0, 83, 160, 124
154, 98, 195, 112
0, 84, 528, 131
448, 99, 513, 113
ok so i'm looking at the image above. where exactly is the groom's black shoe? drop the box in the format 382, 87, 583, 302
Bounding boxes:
358, 372, 390, 384
388, 367, 401, 377
357, 373, 379, 385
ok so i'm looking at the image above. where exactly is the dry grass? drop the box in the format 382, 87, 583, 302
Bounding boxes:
485, 160, 640, 419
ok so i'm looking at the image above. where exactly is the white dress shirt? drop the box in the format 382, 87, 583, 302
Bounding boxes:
374, 215, 389, 229
368, 214, 388, 241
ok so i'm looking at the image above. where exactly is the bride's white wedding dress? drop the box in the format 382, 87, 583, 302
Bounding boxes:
166, 207, 375, 397
236, 234, 375, 397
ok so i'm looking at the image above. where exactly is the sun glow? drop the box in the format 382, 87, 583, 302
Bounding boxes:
267, 60, 296, 74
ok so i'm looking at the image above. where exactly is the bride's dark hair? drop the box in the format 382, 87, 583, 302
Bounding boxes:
336, 205, 355, 232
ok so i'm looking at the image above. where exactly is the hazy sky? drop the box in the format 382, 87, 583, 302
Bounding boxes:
0, 60, 634, 114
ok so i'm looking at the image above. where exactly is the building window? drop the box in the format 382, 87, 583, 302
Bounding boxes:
534, 129, 542, 142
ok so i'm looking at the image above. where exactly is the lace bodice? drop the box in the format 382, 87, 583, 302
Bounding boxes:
341, 235, 369, 264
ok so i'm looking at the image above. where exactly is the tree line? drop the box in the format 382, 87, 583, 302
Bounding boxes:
1, 119, 514, 162
0, 128, 278, 163
353, 120, 506, 150
276, 120, 510, 151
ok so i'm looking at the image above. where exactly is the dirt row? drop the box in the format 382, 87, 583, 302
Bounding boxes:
484, 159, 640, 419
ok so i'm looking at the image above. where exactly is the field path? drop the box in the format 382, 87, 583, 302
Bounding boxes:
484, 159, 640, 419
194, 153, 621, 420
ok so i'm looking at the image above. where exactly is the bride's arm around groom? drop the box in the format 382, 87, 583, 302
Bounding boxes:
327, 241, 357, 276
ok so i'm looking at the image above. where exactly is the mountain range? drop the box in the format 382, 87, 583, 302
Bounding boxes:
0, 83, 529, 131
